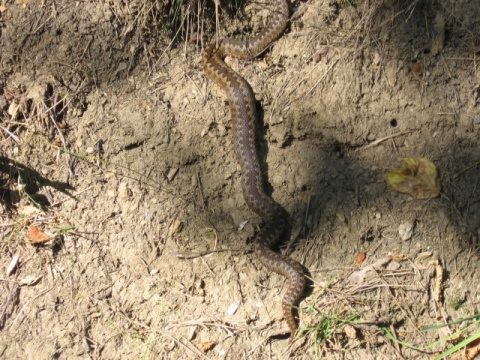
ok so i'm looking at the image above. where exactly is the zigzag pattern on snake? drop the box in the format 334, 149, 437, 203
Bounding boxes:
202, 0, 306, 339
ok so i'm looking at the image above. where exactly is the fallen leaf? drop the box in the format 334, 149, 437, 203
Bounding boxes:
117, 182, 131, 201
19, 275, 42, 286
389, 253, 406, 262
347, 257, 392, 284
344, 324, 357, 340
371, 256, 392, 269
386, 157, 440, 199
168, 219, 182, 236
200, 341, 215, 352
386, 260, 401, 270
28, 225, 52, 244
18, 205, 40, 216
411, 62, 423, 77
347, 268, 370, 284
417, 251, 433, 259
466, 337, 480, 360
354, 252, 366, 264
398, 221, 414, 240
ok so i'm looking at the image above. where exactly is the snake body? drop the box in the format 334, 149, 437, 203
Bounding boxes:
203, 0, 306, 338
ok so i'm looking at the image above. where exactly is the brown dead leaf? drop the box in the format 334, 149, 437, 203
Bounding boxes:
347, 256, 392, 285
354, 252, 366, 264
18, 205, 40, 216
466, 337, 480, 360
389, 253, 406, 262
19, 275, 42, 286
168, 219, 183, 236
344, 324, 357, 340
347, 268, 369, 284
386, 157, 440, 199
117, 182, 131, 201
411, 62, 423, 77
28, 225, 52, 244
200, 341, 215, 352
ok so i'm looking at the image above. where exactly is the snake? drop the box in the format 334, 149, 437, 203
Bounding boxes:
202, 0, 306, 339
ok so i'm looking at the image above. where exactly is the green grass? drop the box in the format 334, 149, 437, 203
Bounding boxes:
299, 308, 361, 358
382, 314, 480, 359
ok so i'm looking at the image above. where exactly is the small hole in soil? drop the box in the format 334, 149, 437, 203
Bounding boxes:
390, 118, 398, 128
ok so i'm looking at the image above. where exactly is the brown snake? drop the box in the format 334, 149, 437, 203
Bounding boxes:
203, 0, 306, 339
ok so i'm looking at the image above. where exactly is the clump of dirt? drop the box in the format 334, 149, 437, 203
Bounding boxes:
1, 1, 479, 359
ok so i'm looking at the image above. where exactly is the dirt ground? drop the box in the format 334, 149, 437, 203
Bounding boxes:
1, 0, 479, 359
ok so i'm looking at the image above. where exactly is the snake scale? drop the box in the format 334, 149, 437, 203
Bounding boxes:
203, 0, 306, 339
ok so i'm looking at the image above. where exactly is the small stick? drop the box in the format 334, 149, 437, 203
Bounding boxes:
196, 172, 206, 208
356, 131, 411, 151
0, 125, 20, 143
50, 186, 93, 207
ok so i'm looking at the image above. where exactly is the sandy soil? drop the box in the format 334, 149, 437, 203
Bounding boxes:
1, 0, 479, 359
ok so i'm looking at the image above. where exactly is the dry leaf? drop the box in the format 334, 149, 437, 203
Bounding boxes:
28, 225, 52, 244
347, 256, 392, 284
117, 182, 131, 200
200, 341, 215, 352
18, 205, 40, 216
389, 253, 406, 262
354, 252, 366, 264
411, 62, 423, 77
371, 256, 392, 269
386, 260, 401, 270
386, 157, 440, 199
19, 275, 42, 286
417, 251, 433, 259
398, 221, 414, 240
347, 268, 370, 284
344, 324, 357, 340
466, 337, 480, 360
169, 219, 183, 236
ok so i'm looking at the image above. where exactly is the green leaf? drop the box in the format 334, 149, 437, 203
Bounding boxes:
386, 157, 440, 199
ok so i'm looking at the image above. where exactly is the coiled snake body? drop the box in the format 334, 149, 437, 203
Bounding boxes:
203, 0, 306, 339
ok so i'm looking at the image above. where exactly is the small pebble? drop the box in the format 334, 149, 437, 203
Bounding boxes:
117, 182, 131, 200
238, 220, 248, 231
227, 303, 238, 315
167, 167, 179, 182
398, 221, 414, 240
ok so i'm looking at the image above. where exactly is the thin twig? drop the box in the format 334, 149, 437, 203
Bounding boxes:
0, 126, 20, 143
50, 186, 93, 207
355, 131, 411, 151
